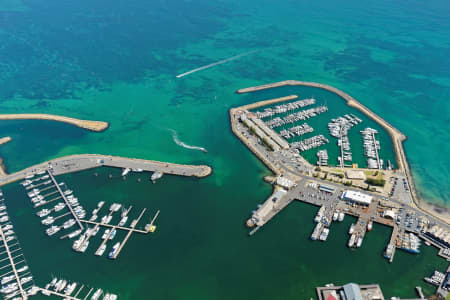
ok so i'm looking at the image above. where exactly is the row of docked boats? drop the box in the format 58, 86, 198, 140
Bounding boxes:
0, 190, 37, 300
290, 134, 330, 152
311, 223, 330, 242
311, 206, 333, 242
328, 114, 362, 166
265, 105, 328, 129
347, 224, 364, 248
328, 114, 362, 138
279, 123, 314, 139
121, 168, 163, 183
43, 277, 118, 299
74, 202, 129, 258
399, 232, 421, 254
312, 207, 349, 242
22, 172, 154, 261
424, 270, 446, 287
20, 170, 49, 189
254, 98, 316, 119
332, 210, 345, 222
361, 127, 383, 169
22, 173, 88, 241
316, 149, 329, 166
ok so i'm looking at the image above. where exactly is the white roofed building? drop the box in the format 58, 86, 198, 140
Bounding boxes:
342, 190, 372, 206
276, 176, 294, 190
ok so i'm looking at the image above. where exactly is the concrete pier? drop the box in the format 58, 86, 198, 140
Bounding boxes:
0, 154, 212, 186
234, 80, 450, 227
247, 186, 296, 230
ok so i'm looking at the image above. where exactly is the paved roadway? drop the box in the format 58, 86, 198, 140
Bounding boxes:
0, 154, 212, 186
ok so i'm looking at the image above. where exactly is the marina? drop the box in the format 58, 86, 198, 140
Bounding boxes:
264, 105, 328, 129
290, 135, 329, 152
253, 97, 315, 119
20, 170, 160, 260
328, 114, 363, 167
1, 1, 448, 298
316, 150, 329, 166
362, 128, 383, 169
230, 81, 450, 295
242, 90, 390, 172
0, 191, 36, 300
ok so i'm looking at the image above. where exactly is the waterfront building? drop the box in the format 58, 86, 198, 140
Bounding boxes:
343, 283, 363, 300
276, 176, 294, 190
316, 283, 384, 300
381, 210, 396, 220
341, 190, 372, 206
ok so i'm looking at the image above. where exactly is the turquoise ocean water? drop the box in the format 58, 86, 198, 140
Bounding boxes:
0, 0, 449, 298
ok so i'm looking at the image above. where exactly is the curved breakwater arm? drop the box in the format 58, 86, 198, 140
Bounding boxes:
0, 114, 109, 132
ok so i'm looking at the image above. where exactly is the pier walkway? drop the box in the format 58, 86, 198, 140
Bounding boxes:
0, 154, 212, 186
40, 288, 81, 300
87, 208, 158, 259
371, 131, 382, 169
111, 208, 147, 259
0, 225, 26, 299
47, 170, 84, 230
0, 196, 35, 299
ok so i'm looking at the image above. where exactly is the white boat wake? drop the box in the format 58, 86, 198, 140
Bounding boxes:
176, 51, 257, 78
169, 129, 207, 153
